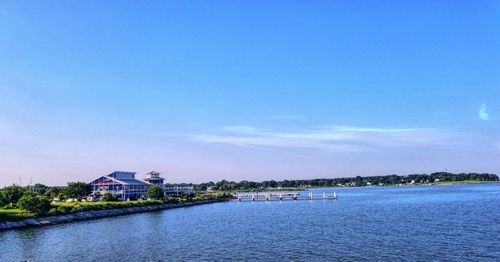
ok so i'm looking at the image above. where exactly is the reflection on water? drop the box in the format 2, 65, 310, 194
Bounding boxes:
1, 183, 499, 261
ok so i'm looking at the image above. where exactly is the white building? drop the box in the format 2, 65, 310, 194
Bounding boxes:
90, 171, 194, 200
90, 171, 151, 201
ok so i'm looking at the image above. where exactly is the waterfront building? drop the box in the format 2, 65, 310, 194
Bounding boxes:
90, 171, 152, 201
90, 171, 194, 200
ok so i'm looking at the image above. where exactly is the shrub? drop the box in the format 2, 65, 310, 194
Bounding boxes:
31, 184, 48, 196
147, 185, 164, 200
44, 187, 63, 200
17, 192, 51, 215
0, 185, 25, 205
165, 198, 181, 204
57, 205, 73, 214
0, 191, 7, 207
63, 182, 91, 200
101, 193, 118, 202
47, 208, 59, 216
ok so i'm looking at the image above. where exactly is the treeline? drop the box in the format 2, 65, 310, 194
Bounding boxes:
167, 172, 499, 191
0, 182, 91, 215
0, 182, 183, 215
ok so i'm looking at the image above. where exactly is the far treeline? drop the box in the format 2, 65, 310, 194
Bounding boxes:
167, 172, 499, 191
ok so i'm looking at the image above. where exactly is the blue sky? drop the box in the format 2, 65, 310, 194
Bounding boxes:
1, 1, 499, 186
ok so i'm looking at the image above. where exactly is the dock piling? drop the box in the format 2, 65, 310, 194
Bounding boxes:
234, 191, 337, 202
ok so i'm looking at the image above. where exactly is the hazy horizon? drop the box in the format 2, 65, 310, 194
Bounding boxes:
1, 1, 499, 187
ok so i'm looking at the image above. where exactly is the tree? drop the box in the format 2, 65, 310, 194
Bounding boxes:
147, 185, 164, 200
31, 183, 48, 196
102, 193, 118, 202
63, 182, 91, 200
0, 191, 7, 207
44, 187, 63, 200
17, 192, 51, 215
1, 185, 25, 205
93, 191, 102, 201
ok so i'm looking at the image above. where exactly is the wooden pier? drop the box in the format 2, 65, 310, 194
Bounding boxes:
234, 192, 337, 201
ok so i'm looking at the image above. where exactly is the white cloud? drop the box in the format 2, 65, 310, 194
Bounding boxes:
260, 114, 305, 121
479, 104, 489, 121
189, 125, 454, 151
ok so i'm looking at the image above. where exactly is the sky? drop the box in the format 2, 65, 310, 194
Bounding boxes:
0, 1, 499, 186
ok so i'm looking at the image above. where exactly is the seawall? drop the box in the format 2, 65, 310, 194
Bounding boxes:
0, 199, 226, 231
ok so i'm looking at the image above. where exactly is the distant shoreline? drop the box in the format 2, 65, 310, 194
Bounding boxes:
175, 172, 499, 192
308, 180, 499, 188
228, 180, 498, 193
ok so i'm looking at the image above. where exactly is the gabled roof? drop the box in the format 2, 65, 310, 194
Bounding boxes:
116, 178, 151, 186
90, 176, 151, 186
108, 171, 136, 179
144, 177, 164, 181
90, 176, 125, 185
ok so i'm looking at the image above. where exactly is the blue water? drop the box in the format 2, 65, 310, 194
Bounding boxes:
1, 183, 499, 261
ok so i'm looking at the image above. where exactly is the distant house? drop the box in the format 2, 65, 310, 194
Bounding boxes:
90, 171, 194, 200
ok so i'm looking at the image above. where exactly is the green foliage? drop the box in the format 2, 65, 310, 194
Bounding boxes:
192, 193, 224, 201
147, 185, 164, 200
2, 200, 166, 221
63, 182, 91, 200
31, 183, 48, 196
101, 193, 118, 202
49, 200, 164, 215
168, 173, 499, 192
165, 198, 180, 203
17, 192, 51, 215
57, 192, 66, 201
0, 191, 7, 207
44, 187, 63, 200
0, 185, 25, 206
2, 193, 225, 222
0, 208, 35, 222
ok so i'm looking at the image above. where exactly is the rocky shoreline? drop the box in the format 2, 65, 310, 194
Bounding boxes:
0, 199, 226, 231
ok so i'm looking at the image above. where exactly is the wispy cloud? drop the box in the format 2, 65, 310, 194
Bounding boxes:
189, 125, 455, 151
260, 114, 305, 121
432, 112, 450, 116
479, 104, 489, 121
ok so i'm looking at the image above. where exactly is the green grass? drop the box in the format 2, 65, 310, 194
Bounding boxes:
0, 201, 166, 222
49, 200, 165, 215
1, 197, 226, 223
0, 208, 35, 222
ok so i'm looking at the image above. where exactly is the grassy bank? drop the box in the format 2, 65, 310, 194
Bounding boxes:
0, 209, 34, 222
0, 195, 228, 222
0, 201, 165, 222
50, 200, 165, 216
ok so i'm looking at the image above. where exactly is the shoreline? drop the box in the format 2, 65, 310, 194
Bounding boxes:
229, 181, 498, 193
0, 199, 226, 231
